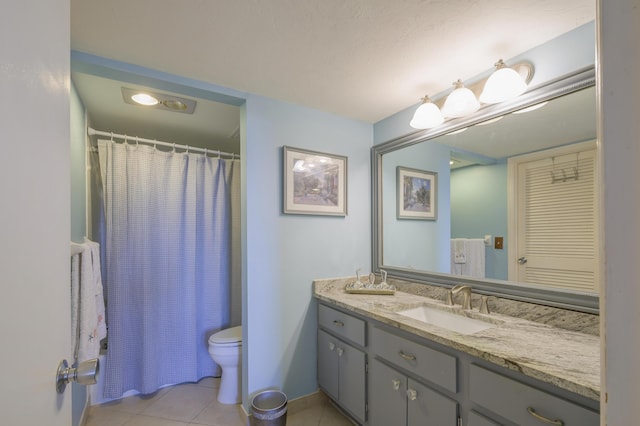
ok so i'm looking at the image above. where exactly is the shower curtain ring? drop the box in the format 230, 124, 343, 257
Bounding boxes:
110, 132, 114, 141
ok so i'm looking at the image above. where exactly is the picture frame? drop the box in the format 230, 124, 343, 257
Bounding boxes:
283, 146, 347, 216
397, 166, 437, 220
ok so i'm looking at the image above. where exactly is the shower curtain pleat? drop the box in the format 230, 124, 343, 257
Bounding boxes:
97, 140, 235, 398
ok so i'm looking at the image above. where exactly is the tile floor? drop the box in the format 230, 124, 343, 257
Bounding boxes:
85, 377, 354, 426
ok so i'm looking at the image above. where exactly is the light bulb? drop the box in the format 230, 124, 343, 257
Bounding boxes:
131, 93, 159, 106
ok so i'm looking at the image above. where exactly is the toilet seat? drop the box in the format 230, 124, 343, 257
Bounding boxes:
209, 326, 242, 345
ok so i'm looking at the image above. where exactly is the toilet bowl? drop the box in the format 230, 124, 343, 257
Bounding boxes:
208, 326, 242, 404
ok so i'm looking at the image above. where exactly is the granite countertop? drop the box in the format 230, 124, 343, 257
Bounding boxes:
313, 278, 600, 401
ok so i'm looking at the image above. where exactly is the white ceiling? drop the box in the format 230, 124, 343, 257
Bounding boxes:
70, 0, 594, 148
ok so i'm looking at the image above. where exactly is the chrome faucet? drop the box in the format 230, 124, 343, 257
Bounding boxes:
450, 285, 473, 310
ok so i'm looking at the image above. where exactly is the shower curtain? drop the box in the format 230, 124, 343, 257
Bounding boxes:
96, 139, 239, 398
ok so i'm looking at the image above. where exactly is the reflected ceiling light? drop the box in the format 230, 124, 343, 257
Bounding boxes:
441, 80, 480, 118
409, 95, 444, 129
447, 127, 468, 135
479, 59, 528, 104
475, 116, 504, 126
513, 101, 549, 114
131, 93, 159, 106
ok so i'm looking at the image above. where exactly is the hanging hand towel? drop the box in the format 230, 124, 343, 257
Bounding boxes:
70, 240, 107, 363
450, 238, 486, 278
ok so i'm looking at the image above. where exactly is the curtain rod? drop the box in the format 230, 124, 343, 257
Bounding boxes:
87, 128, 240, 159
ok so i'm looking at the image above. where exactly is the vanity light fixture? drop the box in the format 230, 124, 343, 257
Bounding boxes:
409, 95, 444, 129
441, 80, 481, 118
479, 59, 528, 104
408, 60, 534, 130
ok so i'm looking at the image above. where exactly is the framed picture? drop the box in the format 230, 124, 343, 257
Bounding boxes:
397, 166, 437, 220
283, 146, 347, 216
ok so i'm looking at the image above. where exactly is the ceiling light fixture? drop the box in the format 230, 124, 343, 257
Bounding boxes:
131, 93, 159, 106
409, 95, 444, 129
441, 80, 480, 118
121, 88, 197, 114
479, 59, 528, 104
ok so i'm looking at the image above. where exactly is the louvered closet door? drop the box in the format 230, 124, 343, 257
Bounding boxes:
513, 144, 598, 293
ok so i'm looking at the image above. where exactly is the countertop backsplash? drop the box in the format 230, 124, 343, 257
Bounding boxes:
334, 276, 600, 336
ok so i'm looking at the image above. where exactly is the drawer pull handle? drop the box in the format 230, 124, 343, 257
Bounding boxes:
328, 342, 335, 351
527, 407, 564, 426
336, 347, 344, 357
406, 388, 417, 401
392, 379, 400, 391
398, 350, 416, 361
333, 320, 345, 327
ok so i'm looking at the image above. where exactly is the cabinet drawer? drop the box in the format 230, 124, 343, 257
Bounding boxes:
318, 304, 366, 347
469, 364, 599, 426
371, 326, 457, 393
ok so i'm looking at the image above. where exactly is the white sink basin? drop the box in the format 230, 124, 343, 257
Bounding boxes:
396, 305, 497, 335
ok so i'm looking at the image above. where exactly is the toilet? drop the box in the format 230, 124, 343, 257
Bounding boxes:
208, 326, 242, 404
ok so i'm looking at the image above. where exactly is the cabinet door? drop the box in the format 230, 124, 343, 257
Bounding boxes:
407, 377, 458, 426
318, 329, 339, 400
370, 359, 407, 426
468, 410, 502, 426
339, 343, 366, 423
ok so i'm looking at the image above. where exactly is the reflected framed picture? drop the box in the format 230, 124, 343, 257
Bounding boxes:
397, 166, 437, 220
283, 146, 347, 216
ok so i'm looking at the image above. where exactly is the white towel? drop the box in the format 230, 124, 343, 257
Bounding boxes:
85, 238, 107, 345
70, 240, 107, 363
453, 239, 466, 264
450, 238, 486, 278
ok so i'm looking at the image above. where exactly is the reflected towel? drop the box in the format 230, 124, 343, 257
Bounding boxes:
450, 238, 485, 278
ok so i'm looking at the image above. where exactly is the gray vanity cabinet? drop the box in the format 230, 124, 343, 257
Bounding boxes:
469, 364, 599, 426
369, 326, 458, 425
370, 358, 458, 426
317, 304, 367, 423
315, 299, 599, 426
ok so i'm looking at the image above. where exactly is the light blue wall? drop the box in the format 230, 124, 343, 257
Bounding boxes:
243, 95, 371, 400
451, 162, 508, 280
382, 141, 450, 272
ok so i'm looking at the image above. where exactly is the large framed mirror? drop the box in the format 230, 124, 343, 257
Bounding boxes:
372, 66, 598, 313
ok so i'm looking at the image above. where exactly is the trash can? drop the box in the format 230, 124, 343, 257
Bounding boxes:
250, 389, 287, 426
